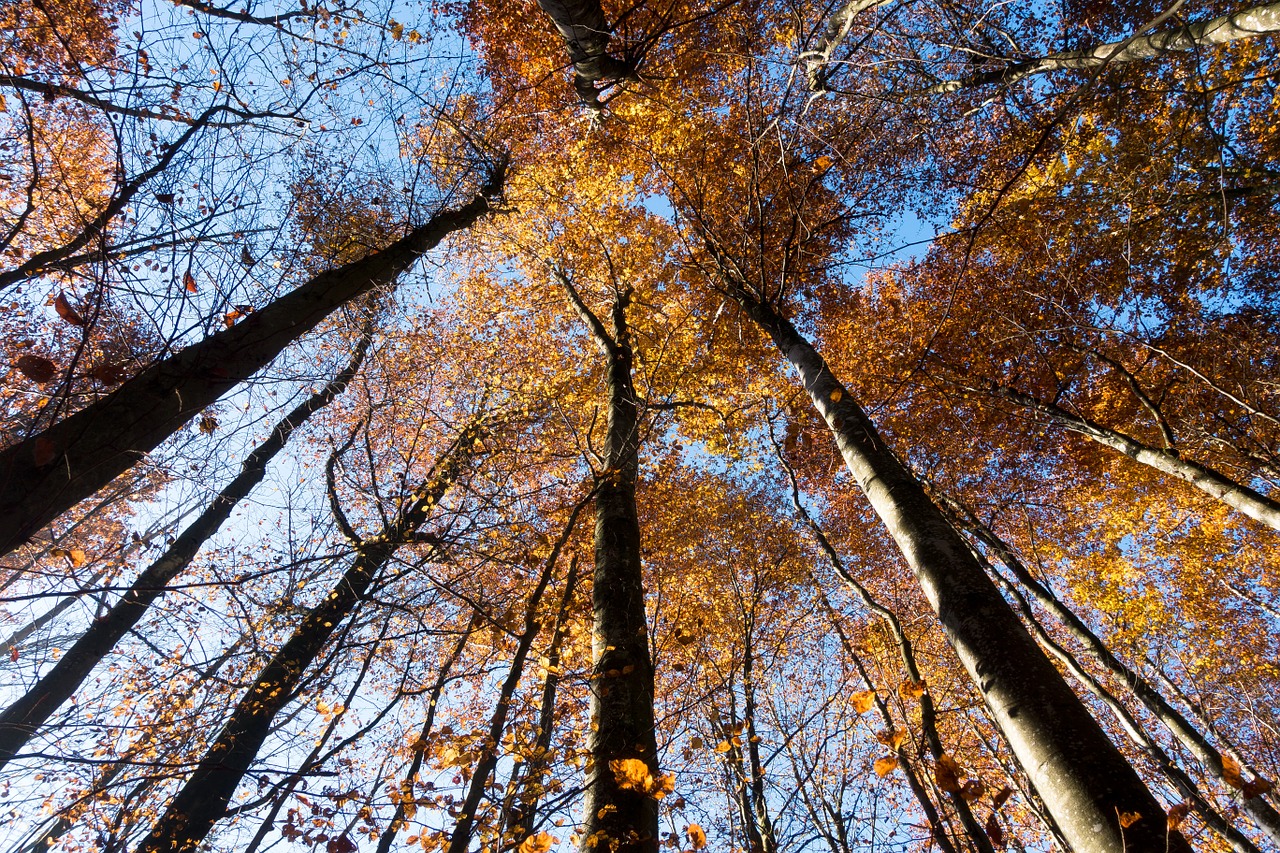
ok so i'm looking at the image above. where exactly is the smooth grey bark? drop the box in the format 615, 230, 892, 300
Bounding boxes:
721, 280, 1189, 853
532, 0, 634, 110
773, 436, 991, 853
445, 503, 591, 853
799, 0, 892, 92
134, 420, 483, 853
558, 272, 659, 853
917, 1, 1280, 95
995, 384, 1280, 531
0, 316, 376, 770
0, 168, 502, 559
944, 495, 1280, 846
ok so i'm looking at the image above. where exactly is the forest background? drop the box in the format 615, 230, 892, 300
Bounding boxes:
0, 0, 1278, 851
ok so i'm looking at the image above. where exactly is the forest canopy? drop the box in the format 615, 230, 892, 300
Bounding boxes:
0, 0, 1278, 852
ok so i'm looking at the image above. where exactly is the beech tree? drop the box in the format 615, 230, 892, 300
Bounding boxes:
2, 0, 1279, 852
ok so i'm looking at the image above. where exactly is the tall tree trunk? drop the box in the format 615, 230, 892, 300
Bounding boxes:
0, 170, 501, 559
722, 280, 1189, 853
993, 384, 1280, 531
134, 419, 483, 853
531, 0, 634, 109
558, 272, 659, 853
446, 507, 592, 853
941, 494, 1280, 846
0, 315, 377, 770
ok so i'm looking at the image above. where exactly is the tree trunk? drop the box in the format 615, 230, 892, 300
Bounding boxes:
446, 510, 591, 853
943, 494, 1280, 846
994, 384, 1280, 531
0, 171, 500, 558
559, 273, 659, 853
134, 420, 483, 853
917, 1, 1280, 95
729, 287, 1189, 853
0, 316, 376, 770
532, 0, 634, 109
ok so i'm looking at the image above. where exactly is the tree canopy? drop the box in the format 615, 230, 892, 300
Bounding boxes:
1, 0, 1278, 852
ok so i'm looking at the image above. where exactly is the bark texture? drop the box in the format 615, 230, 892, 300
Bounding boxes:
533, 0, 634, 109
920, 1, 1280, 95
996, 384, 1280, 531
134, 421, 482, 853
0, 170, 501, 558
729, 287, 1190, 853
0, 316, 376, 770
559, 274, 659, 853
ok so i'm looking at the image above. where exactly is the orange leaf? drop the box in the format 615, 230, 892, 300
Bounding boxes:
873, 756, 898, 777
1222, 754, 1246, 789
69, 549, 87, 567
54, 293, 86, 326
851, 690, 876, 714
1118, 811, 1142, 829
898, 678, 926, 700
686, 825, 706, 851
1243, 776, 1274, 799
876, 729, 907, 751
184, 271, 198, 292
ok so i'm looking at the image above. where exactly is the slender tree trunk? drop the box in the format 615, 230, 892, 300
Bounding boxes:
942, 495, 1280, 846
726, 284, 1189, 853
0, 562, 112, 659
504, 557, 581, 849
994, 384, 1280, 531
799, 0, 891, 92
0, 171, 500, 559
558, 273, 659, 853
446, 508, 591, 853
134, 420, 483, 853
374, 621, 476, 853
916, 1, 1280, 95
0, 316, 377, 770
809, 582, 959, 853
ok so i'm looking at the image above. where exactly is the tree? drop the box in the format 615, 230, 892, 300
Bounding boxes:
3, 0, 1279, 851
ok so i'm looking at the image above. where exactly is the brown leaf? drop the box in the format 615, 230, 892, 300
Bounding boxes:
876, 729, 907, 751
985, 814, 1005, 849
991, 786, 1013, 810
935, 755, 964, 794
1166, 802, 1191, 831
199, 415, 218, 434
8, 646, 16, 662
54, 292, 86, 326
154, 192, 176, 204
960, 780, 986, 802
1243, 776, 1275, 799
15, 354, 57, 383
91, 361, 127, 385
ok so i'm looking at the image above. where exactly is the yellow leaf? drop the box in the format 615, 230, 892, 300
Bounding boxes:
687, 824, 706, 851
69, 549, 87, 567
876, 729, 906, 751
851, 690, 876, 713
714, 740, 733, 753
829, 389, 843, 403
873, 756, 898, 777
